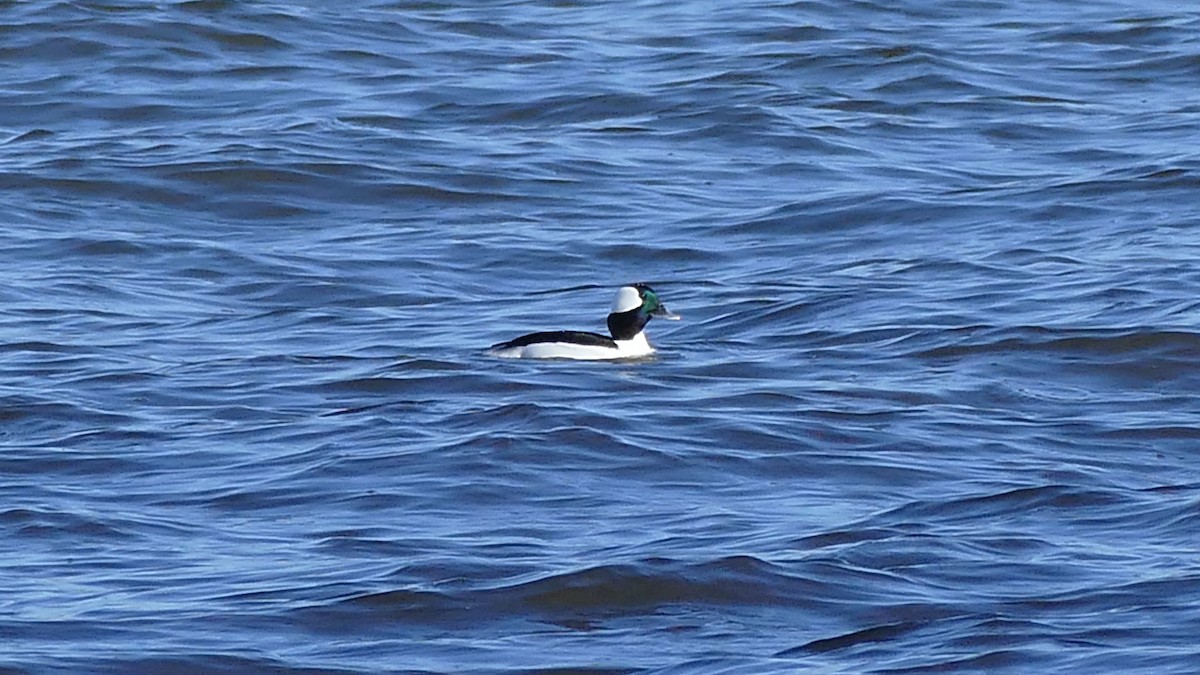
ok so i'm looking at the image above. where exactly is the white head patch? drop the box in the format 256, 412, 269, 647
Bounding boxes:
611, 285, 642, 313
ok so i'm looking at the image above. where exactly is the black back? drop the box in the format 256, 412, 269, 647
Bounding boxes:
492, 330, 618, 350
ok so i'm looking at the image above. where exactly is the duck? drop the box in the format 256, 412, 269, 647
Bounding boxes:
489, 283, 680, 360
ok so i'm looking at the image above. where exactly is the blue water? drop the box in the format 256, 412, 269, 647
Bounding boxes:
3, 1, 1200, 673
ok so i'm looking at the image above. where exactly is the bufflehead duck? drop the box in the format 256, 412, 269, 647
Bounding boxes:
489, 284, 680, 360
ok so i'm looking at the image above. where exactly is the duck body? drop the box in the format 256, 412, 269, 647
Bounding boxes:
489, 284, 677, 360
489, 330, 654, 360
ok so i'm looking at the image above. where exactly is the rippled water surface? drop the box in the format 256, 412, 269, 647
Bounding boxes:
3, 1, 1200, 673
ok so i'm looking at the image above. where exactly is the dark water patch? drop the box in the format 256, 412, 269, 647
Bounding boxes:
2, 506, 134, 541
3, 128, 55, 143
159, 163, 335, 190
878, 650, 1031, 673
0, 397, 139, 440
882, 483, 1122, 526
505, 556, 791, 614
492, 92, 662, 127
319, 587, 464, 626
780, 620, 929, 655
0, 36, 110, 61
177, 0, 239, 12
0, 340, 76, 353
1010, 574, 1200, 617
67, 237, 148, 257
0, 173, 194, 208
914, 327, 1200, 360
88, 655, 363, 675
322, 555, 878, 632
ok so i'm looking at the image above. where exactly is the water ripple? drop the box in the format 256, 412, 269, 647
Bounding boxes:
4, 0, 1200, 672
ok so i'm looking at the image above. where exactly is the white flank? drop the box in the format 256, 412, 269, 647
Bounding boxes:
490, 332, 654, 360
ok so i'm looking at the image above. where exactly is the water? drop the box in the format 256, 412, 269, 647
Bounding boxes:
3, 1, 1200, 672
